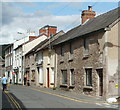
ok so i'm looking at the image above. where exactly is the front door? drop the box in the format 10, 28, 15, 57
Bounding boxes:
16, 72, 18, 84
97, 69, 103, 96
47, 68, 50, 88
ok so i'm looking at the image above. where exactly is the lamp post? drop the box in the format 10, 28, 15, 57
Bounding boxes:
17, 32, 26, 86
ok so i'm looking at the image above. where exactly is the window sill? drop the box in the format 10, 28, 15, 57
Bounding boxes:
83, 86, 93, 89
36, 63, 43, 66
39, 83, 43, 85
68, 54, 74, 62
60, 60, 64, 63
68, 57, 73, 62
60, 84, 68, 88
50, 83, 54, 85
82, 55, 90, 59
69, 85, 75, 89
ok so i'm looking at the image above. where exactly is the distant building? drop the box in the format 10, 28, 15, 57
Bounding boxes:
13, 33, 38, 84
4, 44, 13, 83
0, 44, 9, 78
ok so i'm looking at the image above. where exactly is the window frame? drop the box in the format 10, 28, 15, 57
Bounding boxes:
61, 70, 67, 84
70, 69, 75, 85
85, 68, 92, 86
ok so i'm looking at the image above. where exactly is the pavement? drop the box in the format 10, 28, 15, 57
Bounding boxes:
28, 85, 119, 109
30, 85, 105, 103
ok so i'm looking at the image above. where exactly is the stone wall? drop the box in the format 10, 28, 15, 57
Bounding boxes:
55, 31, 105, 96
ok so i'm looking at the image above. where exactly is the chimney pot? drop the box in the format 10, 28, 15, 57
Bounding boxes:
81, 6, 96, 24
88, 6, 92, 11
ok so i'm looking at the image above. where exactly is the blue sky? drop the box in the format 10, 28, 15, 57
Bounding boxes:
1, 1, 119, 44
12, 2, 118, 15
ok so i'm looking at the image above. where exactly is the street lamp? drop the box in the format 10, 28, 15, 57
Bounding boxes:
17, 32, 26, 86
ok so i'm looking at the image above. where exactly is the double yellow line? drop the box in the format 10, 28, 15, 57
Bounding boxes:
4, 91, 22, 110
30, 87, 102, 104
0, 87, 22, 110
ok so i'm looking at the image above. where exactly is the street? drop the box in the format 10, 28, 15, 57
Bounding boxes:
0, 84, 119, 110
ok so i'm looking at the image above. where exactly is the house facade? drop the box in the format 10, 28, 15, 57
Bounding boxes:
35, 30, 65, 88
23, 34, 47, 86
5, 44, 14, 83
35, 51, 44, 86
53, 7, 119, 99
13, 32, 37, 84
25, 51, 36, 86
23, 25, 57, 86
0, 56, 5, 79
0, 44, 9, 79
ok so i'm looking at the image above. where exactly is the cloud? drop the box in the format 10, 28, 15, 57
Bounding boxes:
1, 2, 81, 44
1, 3, 24, 25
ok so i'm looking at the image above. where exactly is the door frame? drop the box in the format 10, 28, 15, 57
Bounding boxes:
47, 68, 50, 88
96, 68, 103, 96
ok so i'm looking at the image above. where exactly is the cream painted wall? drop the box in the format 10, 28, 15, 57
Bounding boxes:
23, 35, 47, 56
43, 49, 55, 88
107, 22, 119, 76
106, 21, 119, 97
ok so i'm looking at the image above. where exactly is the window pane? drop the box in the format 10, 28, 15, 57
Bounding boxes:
86, 69, 92, 86
70, 69, 75, 85
62, 70, 67, 84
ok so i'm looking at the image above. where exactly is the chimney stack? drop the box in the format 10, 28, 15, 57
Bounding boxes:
81, 6, 96, 24
39, 25, 57, 37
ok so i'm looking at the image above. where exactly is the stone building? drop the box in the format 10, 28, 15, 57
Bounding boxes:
24, 25, 58, 87
35, 30, 64, 88
0, 44, 9, 79
52, 7, 120, 99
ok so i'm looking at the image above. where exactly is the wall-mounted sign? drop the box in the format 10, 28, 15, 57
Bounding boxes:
115, 84, 118, 88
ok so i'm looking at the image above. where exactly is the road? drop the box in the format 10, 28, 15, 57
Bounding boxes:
0, 84, 119, 110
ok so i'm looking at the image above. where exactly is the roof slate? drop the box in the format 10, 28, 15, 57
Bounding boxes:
26, 30, 65, 55
52, 7, 120, 46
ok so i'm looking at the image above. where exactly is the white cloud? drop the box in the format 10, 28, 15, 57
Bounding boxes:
1, 1, 118, 44
1, 2, 81, 44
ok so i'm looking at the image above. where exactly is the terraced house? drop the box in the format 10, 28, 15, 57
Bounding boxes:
5, 44, 13, 83
24, 25, 63, 87
52, 7, 120, 99
35, 30, 64, 88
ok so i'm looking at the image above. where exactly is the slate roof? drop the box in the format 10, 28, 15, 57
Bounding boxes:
25, 39, 48, 55
36, 30, 65, 52
52, 7, 120, 46
26, 30, 65, 55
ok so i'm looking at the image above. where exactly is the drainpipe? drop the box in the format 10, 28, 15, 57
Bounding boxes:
104, 27, 111, 100
54, 49, 57, 88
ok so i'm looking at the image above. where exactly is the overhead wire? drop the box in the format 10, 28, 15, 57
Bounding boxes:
63, 1, 100, 32
25, 1, 99, 35
29, 1, 74, 34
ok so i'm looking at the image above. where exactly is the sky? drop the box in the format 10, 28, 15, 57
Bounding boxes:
0, 0, 119, 44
